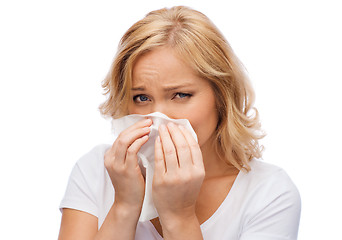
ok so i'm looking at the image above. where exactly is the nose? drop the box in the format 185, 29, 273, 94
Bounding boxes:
152, 103, 174, 119
152, 102, 166, 115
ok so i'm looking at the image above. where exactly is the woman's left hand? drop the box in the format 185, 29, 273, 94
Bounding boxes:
152, 122, 205, 225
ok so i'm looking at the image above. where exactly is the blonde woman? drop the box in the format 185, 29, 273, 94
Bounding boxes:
58, 6, 301, 240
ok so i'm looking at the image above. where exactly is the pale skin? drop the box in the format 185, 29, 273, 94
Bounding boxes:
58, 47, 239, 239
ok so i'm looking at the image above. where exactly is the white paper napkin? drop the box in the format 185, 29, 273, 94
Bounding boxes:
111, 112, 197, 222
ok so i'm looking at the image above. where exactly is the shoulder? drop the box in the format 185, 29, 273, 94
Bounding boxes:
75, 144, 111, 171
70, 144, 112, 190
246, 158, 284, 178
235, 159, 301, 238
242, 159, 298, 192
238, 159, 301, 221
60, 144, 112, 217
235, 159, 301, 217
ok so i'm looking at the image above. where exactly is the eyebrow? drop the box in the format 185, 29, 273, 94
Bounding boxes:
131, 83, 193, 92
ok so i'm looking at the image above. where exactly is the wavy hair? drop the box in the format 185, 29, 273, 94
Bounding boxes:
99, 6, 264, 171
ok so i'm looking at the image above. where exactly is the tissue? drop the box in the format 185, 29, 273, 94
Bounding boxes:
111, 112, 197, 222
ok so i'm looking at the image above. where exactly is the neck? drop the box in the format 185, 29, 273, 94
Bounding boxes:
200, 139, 239, 179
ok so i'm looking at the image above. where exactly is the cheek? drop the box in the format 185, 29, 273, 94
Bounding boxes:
127, 103, 147, 115
185, 107, 218, 146
192, 118, 217, 146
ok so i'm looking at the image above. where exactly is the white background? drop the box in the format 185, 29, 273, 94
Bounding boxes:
0, 0, 341, 239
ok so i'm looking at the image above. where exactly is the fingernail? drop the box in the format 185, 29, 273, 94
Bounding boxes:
144, 118, 152, 124
143, 127, 151, 132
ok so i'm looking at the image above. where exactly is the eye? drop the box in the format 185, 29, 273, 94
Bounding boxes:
173, 92, 192, 99
133, 94, 150, 103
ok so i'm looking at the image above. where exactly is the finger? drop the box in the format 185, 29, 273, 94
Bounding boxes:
167, 122, 192, 169
159, 124, 178, 173
119, 118, 152, 136
154, 136, 166, 177
113, 125, 151, 165
178, 125, 204, 169
125, 135, 149, 169
111, 118, 152, 152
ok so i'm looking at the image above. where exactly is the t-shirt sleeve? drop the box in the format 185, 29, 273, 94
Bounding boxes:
59, 145, 109, 217
239, 170, 301, 240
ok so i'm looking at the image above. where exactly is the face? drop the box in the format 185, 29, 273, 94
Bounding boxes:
128, 47, 218, 149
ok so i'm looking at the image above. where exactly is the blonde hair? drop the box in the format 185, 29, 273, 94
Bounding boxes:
99, 6, 264, 171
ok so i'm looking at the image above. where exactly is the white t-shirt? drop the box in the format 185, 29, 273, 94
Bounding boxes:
60, 144, 301, 240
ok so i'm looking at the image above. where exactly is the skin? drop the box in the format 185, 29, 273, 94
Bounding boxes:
58, 47, 239, 240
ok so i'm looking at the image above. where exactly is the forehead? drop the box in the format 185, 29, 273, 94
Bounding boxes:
131, 47, 202, 87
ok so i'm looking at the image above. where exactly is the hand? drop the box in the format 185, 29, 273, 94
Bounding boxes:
152, 122, 205, 223
104, 118, 152, 210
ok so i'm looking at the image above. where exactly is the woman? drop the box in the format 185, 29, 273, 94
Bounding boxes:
58, 6, 301, 240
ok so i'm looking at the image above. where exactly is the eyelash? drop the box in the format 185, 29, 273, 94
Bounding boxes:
173, 92, 192, 99
133, 94, 150, 103
133, 92, 192, 103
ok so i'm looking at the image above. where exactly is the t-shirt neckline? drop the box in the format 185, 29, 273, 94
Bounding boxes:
146, 167, 244, 238
200, 168, 243, 230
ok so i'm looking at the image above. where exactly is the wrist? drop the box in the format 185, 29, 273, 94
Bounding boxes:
161, 214, 202, 240
112, 201, 142, 220
96, 201, 142, 239
160, 210, 199, 233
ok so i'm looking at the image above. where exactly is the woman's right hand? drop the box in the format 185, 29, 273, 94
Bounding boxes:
104, 118, 152, 210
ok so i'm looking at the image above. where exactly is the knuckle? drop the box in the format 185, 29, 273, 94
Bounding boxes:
163, 178, 173, 186
104, 153, 113, 169
194, 169, 205, 180
155, 158, 164, 167
126, 146, 137, 156
165, 173, 181, 185
104, 149, 112, 159
180, 172, 192, 183
116, 137, 128, 147
189, 142, 199, 149
176, 143, 189, 152
152, 177, 163, 188
104, 156, 127, 175
163, 148, 175, 156
104, 152, 109, 162
113, 164, 126, 175
117, 132, 125, 139
104, 160, 111, 170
